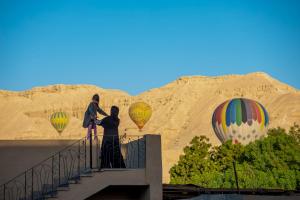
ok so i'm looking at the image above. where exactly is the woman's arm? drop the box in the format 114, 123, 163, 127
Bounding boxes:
97, 106, 109, 116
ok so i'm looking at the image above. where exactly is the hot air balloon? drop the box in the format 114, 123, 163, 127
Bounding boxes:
50, 111, 69, 135
129, 102, 152, 131
212, 98, 269, 145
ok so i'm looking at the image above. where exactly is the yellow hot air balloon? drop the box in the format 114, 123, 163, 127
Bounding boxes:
50, 111, 69, 135
129, 102, 152, 131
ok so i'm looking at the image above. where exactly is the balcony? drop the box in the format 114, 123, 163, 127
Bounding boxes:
0, 134, 162, 200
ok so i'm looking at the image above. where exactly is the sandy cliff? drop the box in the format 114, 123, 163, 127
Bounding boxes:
0, 72, 299, 182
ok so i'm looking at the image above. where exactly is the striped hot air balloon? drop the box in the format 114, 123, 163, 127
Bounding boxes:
50, 111, 69, 135
212, 98, 269, 145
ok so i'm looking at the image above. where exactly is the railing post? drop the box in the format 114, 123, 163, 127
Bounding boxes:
233, 161, 239, 193
3, 184, 5, 200
112, 136, 115, 167
89, 134, 93, 169
31, 168, 34, 200
137, 136, 140, 168
119, 136, 121, 169
84, 138, 87, 169
58, 152, 61, 186
78, 141, 80, 175
96, 138, 100, 169
52, 156, 54, 195
25, 171, 27, 200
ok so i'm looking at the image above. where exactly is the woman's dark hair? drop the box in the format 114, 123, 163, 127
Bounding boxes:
92, 94, 100, 102
111, 106, 119, 117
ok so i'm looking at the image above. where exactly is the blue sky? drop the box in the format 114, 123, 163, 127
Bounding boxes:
0, 0, 299, 95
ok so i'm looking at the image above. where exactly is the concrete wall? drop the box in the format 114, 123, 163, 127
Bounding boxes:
0, 135, 163, 200
144, 134, 162, 200
0, 140, 76, 184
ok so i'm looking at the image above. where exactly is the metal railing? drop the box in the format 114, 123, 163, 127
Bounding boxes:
0, 135, 145, 200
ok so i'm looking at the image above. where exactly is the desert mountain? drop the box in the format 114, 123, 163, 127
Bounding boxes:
0, 72, 299, 182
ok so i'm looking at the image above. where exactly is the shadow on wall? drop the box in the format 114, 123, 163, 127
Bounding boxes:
0, 136, 146, 185
0, 140, 76, 184
120, 136, 146, 169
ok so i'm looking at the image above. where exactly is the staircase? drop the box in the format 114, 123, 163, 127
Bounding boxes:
0, 134, 162, 200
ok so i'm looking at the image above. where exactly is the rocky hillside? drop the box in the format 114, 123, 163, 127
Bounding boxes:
0, 72, 299, 182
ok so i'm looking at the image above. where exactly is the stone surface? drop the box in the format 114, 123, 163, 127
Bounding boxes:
0, 72, 299, 182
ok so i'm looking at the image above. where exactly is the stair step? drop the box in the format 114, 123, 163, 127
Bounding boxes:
80, 173, 93, 177
44, 195, 57, 199
57, 186, 70, 191
44, 196, 58, 200
80, 168, 94, 174
68, 180, 81, 184
44, 193, 58, 199
58, 182, 69, 187
19, 171, 96, 200
69, 175, 81, 183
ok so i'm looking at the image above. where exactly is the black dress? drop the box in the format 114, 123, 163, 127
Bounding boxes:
99, 116, 126, 168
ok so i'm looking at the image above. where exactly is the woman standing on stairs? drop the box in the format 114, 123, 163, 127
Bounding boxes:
97, 106, 126, 168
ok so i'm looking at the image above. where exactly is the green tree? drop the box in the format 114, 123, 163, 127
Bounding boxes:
289, 123, 300, 145
169, 136, 212, 185
169, 124, 300, 190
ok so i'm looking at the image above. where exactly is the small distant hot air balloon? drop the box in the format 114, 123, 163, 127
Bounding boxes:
129, 102, 152, 131
212, 98, 269, 145
50, 111, 69, 135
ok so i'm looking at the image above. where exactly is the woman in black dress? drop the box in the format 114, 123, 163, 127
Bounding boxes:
98, 106, 126, 168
